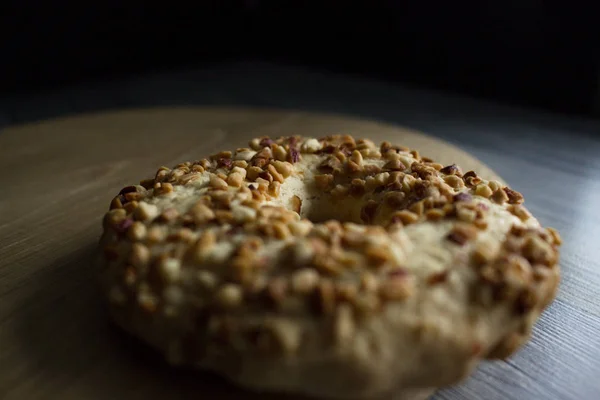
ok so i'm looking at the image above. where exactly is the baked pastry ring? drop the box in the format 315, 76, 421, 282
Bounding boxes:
98, 135, 561, 399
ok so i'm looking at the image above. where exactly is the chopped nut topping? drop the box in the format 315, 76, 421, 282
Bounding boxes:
360, 149, 382, 159
346, 160, 362, 174
427, 270, 449, 285
101, 134, 559, 343
444, 175, 465, 189
246, 166, 263, 181
191, 203, 215, 224
266, 164, 284, 183
508, 204, 531, 221
349, 149, 363, 165
227, 172, 244, 187
269, 181, 281, 197
301, 138, 322, 153
129, 243, 150, 268
410, 163, 436, 180
503, 187, 524, 204
379, 272, 413, 300
215, 283, 243, 309
319, 156, 343, 174
113, 217, 133, 234
137, 290, 158, 313
286, 220, 310, 236
259, 138, 274, 147
234, 148, 256, 161
425, 208, 445, 221
290, 195, 302, 214
288, 147, 300, 163
546, 227, 562, 246
231, 205, 256, 223
440, 164, 461, 175
364, 245, 390, 266
409, 200, 425, 216
291, 268, 320, 293
522, 235, 555, 265
491, 188, 509, 204
475, 184, 494, 198
314, 174, 334, 190
192, 231, 217, 261
252, 147, 272, 163
267, 277, 288, 306
146, 226, 167, 243
139, 178, 155, 189
463, 171, 482, 187
109, 196, 124, 210
158, 208, 178, 223
504, 255, 533, 286
472, 241, 499, 265
515, 288, 537, 314
154, 182, 174, 195
123, 201, 139, 214
197, 270, 218, 290
359, 271, 379, 292
271, 160, 293, 178
349, 179, 366, 197
209, 175, 228, 190
159, 258, 181, 283
269, 320, 302, 354
353, 293, 381, 316
249, 138, 263, 150
453, 192, 473, 203
154, 167, 170, 182
127, 221, 147, 241
447, 223, 478, 245
400, 174, 416, 192
335, 282, 358, 302
363, 164, 382, 176
488, 180, 502, 191
390, 210, 419, 225
232, 160, 248, 169
215, 210, 234, 223
273, 145, 288, 161
383, 159, 406, 172
360, 200, 379, 224
217, 158, 233, 169
273, 221, 291, 239
316, 279, 336, 314
314, 254, 344, 276
330, 184, 349, 198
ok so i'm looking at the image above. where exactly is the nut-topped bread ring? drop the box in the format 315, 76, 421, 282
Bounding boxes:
98, 135, 561, 400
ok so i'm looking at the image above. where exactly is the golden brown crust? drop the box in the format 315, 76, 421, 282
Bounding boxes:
98, 134, 561, 399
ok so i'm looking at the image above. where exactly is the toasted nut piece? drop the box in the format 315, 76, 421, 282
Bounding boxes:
390, 210, 419, 225
475, 184, 494, 198
315, 174, 334, 190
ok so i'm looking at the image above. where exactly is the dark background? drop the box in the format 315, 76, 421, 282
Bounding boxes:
1, 2, 599, 118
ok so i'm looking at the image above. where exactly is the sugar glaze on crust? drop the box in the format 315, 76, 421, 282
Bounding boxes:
98, 135, 561, 399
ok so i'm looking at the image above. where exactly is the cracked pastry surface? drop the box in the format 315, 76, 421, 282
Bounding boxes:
98, 135, 561, 399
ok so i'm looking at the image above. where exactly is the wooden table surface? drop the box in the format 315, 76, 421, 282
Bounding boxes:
1, 62, 600, 400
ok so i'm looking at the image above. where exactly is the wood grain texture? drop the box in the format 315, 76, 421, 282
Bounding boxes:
1, 62, 600, 400
0, 107, 504, 400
